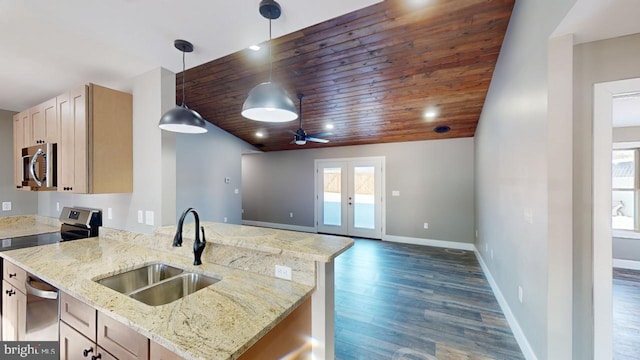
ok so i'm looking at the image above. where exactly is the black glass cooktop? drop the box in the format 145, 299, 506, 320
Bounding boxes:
1, 232, 63, 252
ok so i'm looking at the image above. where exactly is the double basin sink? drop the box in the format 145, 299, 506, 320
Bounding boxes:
95, 263, 221, 306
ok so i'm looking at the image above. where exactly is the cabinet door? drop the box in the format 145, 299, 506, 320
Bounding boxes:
60, 321, 99, 360
150, 341, 183, 360
58, 87, 88, 193
60, 292, 96, 341
2, 280, 26, 341
29, 104, 44, 146
97, 312, 149, 360
42, 97, 59, 144
13, 113, 23, 189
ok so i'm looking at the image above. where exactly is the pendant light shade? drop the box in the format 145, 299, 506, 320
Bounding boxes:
241, 82, 297, 122
159, 39, 207, 134
241, 0, 297, 123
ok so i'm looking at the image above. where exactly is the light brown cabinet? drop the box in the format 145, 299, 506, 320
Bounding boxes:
57, 84, 132, 194
12, 111, 30, 190
60, 321, 116, 360
30, 97, 59, 145
2, 261, 27, 341
60, 292, 148, 360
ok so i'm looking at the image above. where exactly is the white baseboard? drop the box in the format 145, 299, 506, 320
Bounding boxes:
382, 234, 475, 251
242, 220, 317, 233
613, 258, 640, 270
474, 248, 538, 360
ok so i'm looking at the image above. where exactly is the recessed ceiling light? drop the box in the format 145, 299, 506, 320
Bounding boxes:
434, 125, 451, 134
424, 110, 437, 119
325, 124, 334, 130
256, 131, 264, 137
249, 45, 261, 51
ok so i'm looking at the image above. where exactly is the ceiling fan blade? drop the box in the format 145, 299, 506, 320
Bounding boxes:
286, 129, 298, 136
306, 137, 329, 143
307, 132, 332, 138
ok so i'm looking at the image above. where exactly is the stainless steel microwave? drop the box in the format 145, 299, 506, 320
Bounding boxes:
21, 143, 57, 190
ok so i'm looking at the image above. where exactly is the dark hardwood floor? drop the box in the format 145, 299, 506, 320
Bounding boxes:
334, 239, 524, 360
614, 267, 640, 360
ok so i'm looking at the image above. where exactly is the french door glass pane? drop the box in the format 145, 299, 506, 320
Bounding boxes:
612, 190, 635, 230
353, 166, 375, 229
323, 167, 341, 226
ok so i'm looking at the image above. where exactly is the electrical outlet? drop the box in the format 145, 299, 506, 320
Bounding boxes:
225, 177, 230, 184
475, 230, 478, 238
423, 222, 429, 229
392, 190, 400, 196
223, 217, 228, 223
145, 211, 154, 226
524, 207, 533, 224
2, 202, 11, 211
485, 243, 488, 252
56, 202, 60, 212
491, 249, 494, 260
137, 210, 143, 224
289, 212, 294, 218
107, 208, 113, 220
275, 265, 292, 280
234, 188, 239, 194
518, 286, 524, 303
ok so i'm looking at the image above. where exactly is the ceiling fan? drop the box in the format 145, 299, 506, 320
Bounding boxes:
287, 93, 331, 145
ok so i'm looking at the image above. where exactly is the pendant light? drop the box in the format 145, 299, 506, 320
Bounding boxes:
241, 0, 298, 123
158, 39, 208, 134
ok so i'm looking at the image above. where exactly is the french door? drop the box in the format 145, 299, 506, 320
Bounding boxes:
316, 157, 383, 238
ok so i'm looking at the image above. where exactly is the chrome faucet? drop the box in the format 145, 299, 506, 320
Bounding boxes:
173, 208, 206, 266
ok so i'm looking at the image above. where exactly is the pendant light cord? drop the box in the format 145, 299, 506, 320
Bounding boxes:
181, 50, 186, 106
268, 18, 273, 82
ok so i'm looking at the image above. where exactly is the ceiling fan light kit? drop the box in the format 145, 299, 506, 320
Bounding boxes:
241, 0, 297, 123
158, 39, 208, 134
287, 93, 331, 146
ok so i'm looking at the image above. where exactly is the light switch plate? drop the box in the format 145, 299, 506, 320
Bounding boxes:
107, 208, 113, 220
2, 202, 11, 211
145, 211, 154, 226
137, 210, 143, 224
392, 190, 400, 196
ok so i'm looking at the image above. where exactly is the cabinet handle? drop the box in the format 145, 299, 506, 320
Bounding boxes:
91, 354, 102, 360
9, 273, 16, 278
83, 347, 93, 357
5, 289, 15, 296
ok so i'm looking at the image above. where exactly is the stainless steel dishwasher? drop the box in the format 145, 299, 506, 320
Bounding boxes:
24, 274, 59, 341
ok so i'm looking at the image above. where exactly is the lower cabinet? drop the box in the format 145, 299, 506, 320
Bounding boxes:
60, 321, 116, 360
2, 280, 26, 341
60, 292, 148, 360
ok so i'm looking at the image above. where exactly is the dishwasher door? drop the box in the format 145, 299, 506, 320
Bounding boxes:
25, 275, 59, 341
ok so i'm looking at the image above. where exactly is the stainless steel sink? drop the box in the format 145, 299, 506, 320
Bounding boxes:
130, 273, 221, 306
96, 263, 184, 295
95, 264, 221, 306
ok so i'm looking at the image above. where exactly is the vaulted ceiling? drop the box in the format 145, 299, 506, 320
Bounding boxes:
181, 0, 515, 152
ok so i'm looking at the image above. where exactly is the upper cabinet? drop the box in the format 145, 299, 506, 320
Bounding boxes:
57, 84, 133, 194
12, 112, 29, 190
13, 83, 132, 194
32, 97, 59, 145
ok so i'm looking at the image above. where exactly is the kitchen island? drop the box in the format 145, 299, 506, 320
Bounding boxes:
0, 217, 353, 359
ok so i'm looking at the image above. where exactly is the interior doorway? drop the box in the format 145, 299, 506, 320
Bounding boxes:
593, 77, 640, 359
315, 157, 384, 239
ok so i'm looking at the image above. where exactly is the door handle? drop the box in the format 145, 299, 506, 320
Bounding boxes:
83, 347, 94, 357
5, 289, 15, 296
29, 148, 46, 187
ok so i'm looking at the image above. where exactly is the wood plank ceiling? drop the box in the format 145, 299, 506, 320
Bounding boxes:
180, 0, 515, 152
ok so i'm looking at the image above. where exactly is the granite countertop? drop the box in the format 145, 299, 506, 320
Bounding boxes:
0, 215, 60, 239
0, 237, 313, 360
155, 221, 353, 262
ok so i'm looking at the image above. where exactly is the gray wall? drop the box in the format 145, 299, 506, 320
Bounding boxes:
38, 68, 176, 233
0, 109, 38, 216
242, 137, 475, 244
573, 32, 640, 359
474, 0, 576, 358
175, 122, 256, 224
